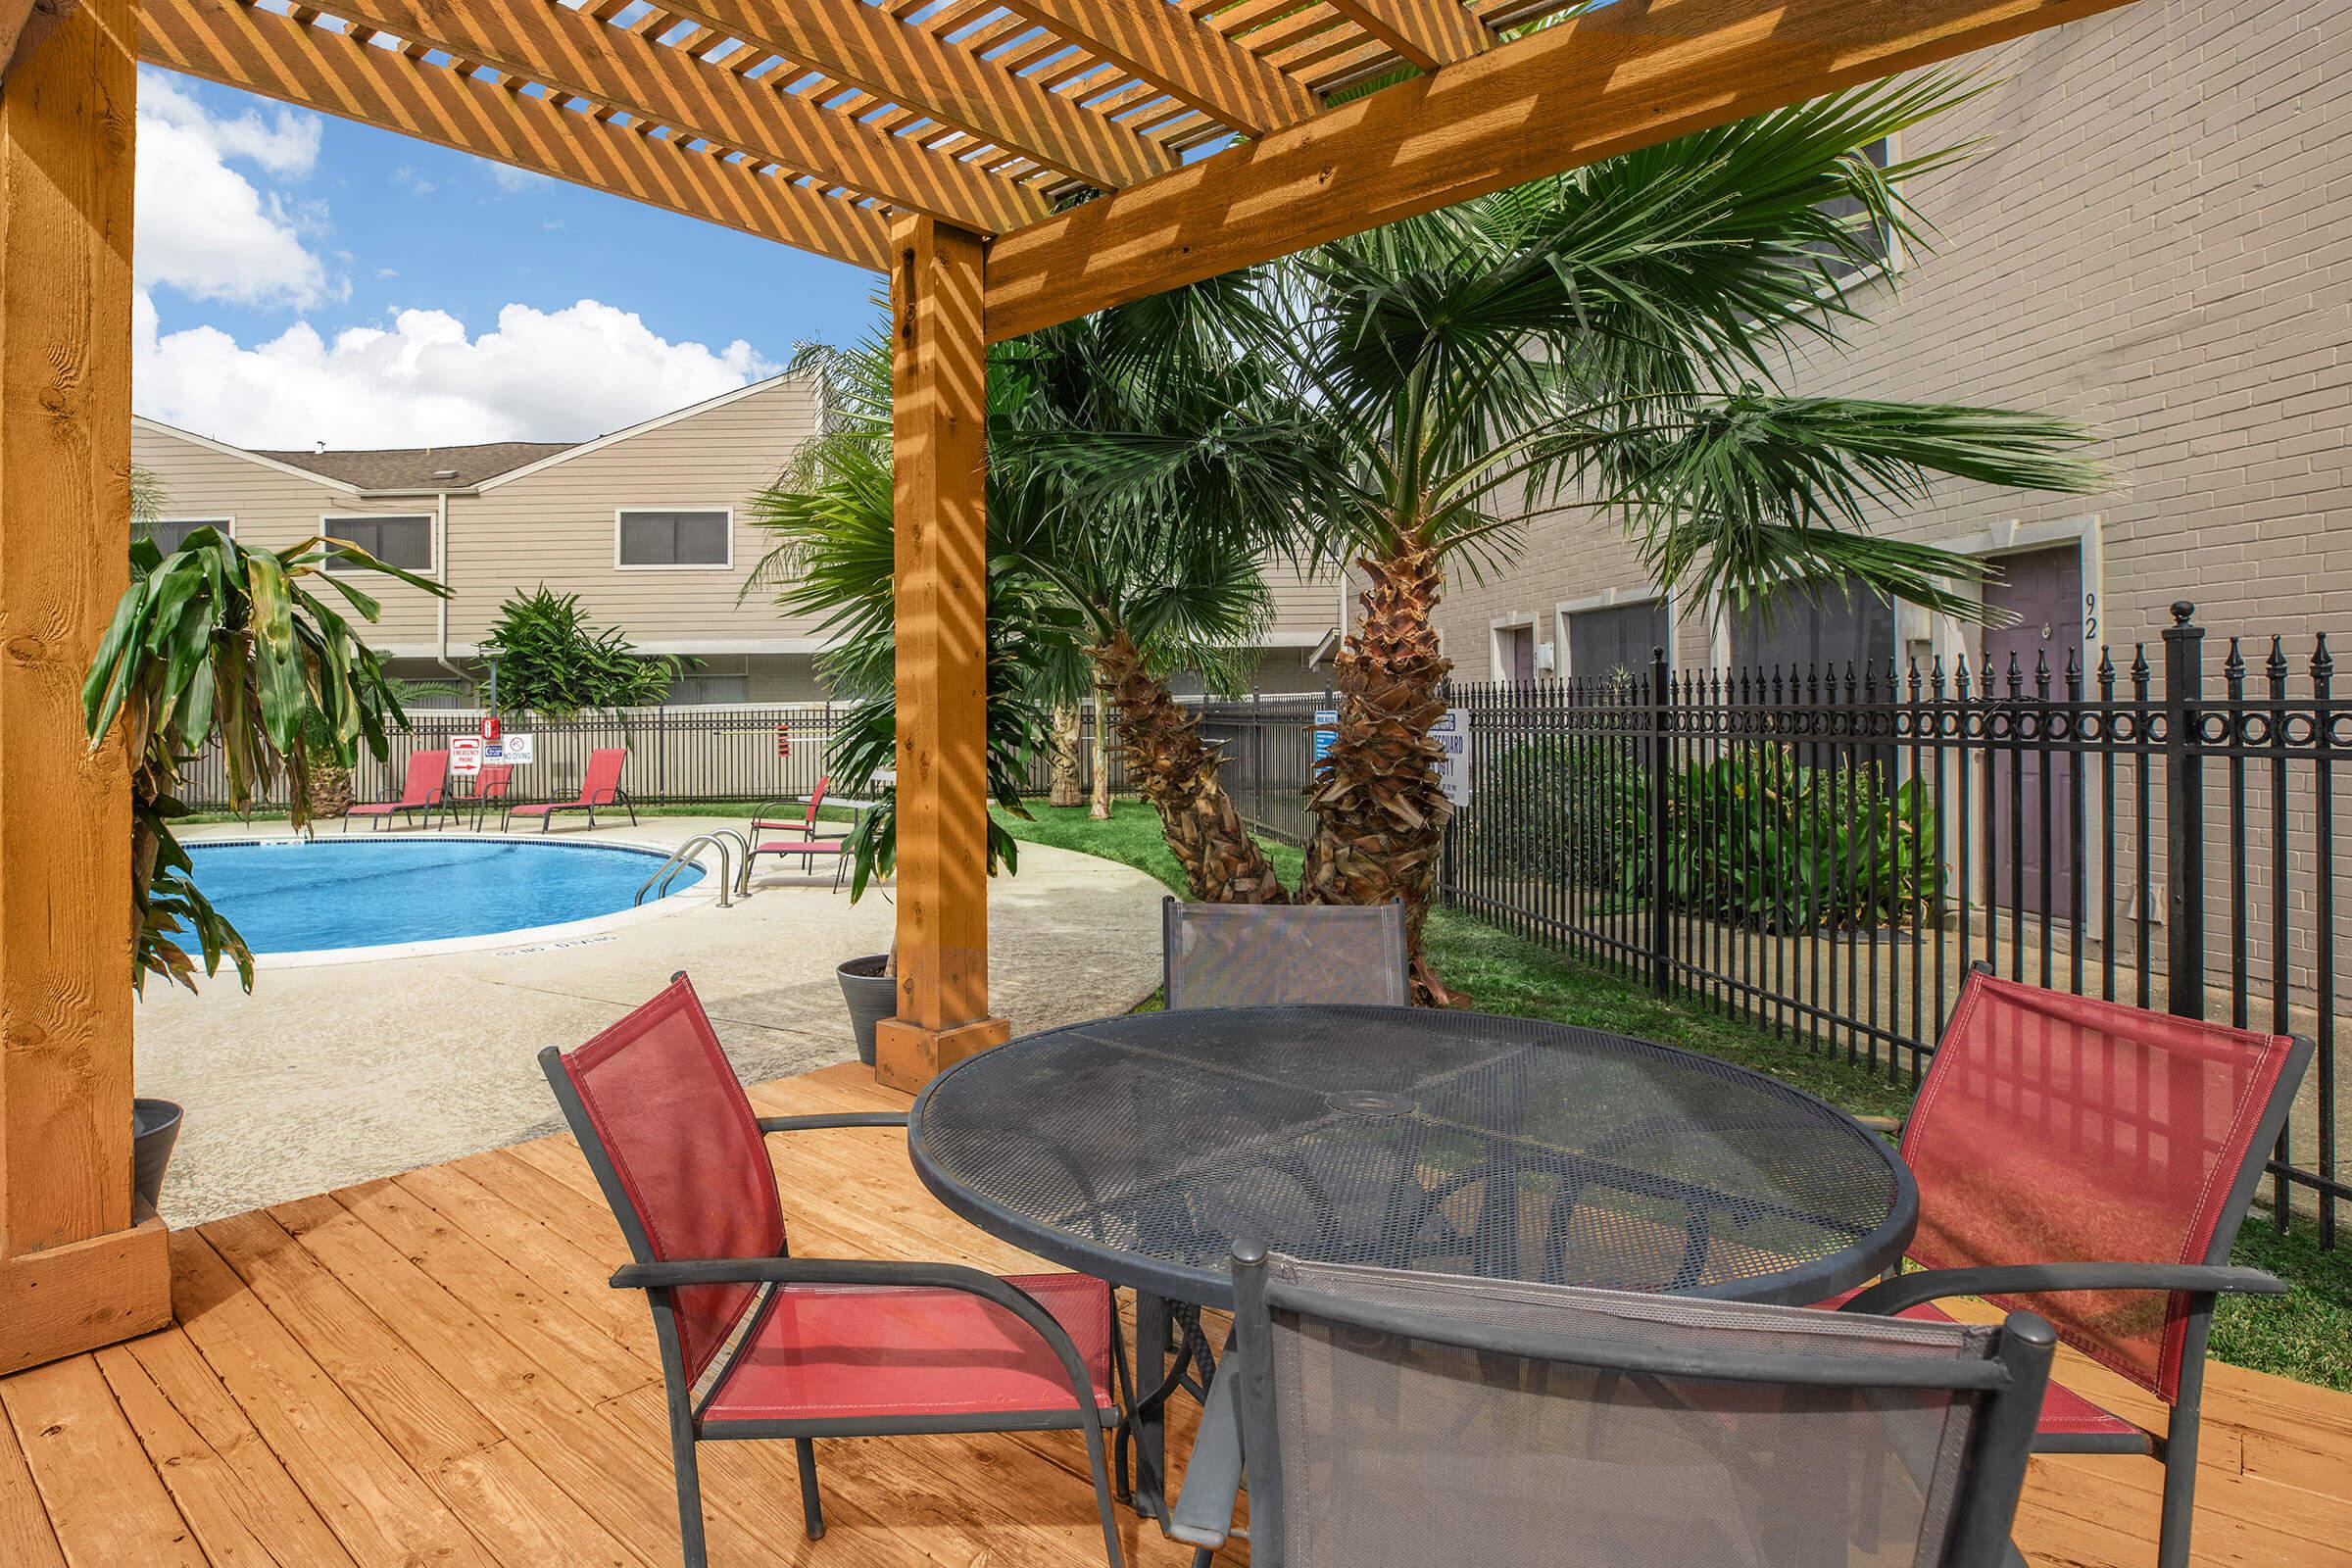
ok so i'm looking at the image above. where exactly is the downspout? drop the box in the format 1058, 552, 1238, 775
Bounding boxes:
429, 490, 469, 689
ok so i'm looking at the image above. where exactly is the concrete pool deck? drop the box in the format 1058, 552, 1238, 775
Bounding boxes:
142, 815, 1164, 1226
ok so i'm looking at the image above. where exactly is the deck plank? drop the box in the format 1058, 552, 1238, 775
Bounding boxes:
168, 1229, 504, 1568
0, 1352, 207, 1568
0, 1059, 2344, 1567
0, 1396, 65, 1568
95, 1334, 361, 1568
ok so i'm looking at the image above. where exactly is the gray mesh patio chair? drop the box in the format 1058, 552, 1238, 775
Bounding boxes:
1161, 897, 1408, 1009
1170, 1244, 2056, 1568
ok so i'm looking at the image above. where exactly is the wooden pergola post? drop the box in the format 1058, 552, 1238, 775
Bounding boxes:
0, 0, 171, 1374
873, 214, 1009, 1092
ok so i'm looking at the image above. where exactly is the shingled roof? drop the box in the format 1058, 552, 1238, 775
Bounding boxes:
251, 440, 574, 491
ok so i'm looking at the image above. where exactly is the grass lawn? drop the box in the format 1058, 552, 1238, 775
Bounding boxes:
998, 800, 2352, 1393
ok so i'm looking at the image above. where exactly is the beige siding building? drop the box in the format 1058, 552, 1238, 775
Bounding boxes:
1431, 0, 2350, 689
137, 374, 1349, 701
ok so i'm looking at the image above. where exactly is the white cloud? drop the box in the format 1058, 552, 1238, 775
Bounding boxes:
135, 71, 333, 310
135, 296, 777, 448
394, 165, 437, 196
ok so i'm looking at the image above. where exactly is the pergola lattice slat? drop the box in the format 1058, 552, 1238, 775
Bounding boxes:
652, 0, 1176, 191
248, 0, 1046, 233
993, 0, 1319, 135
138, 0, 892, 269
1320, 0, 1490, 71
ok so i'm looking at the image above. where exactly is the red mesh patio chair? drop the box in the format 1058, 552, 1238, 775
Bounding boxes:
1832, 964, 2312, 1568
1171, 1243, 2057, 1568
750, 775, 846, 844
743, 774, 851, 889
539, 974, 1128, 1568
343, 748, 453, 831
509, 746, 635, 831
467, 763, 514, 831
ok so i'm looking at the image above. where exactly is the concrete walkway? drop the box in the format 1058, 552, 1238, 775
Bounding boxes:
141, 815, 1163, 1225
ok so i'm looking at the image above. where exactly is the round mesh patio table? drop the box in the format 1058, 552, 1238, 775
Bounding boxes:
908, 1005, 1917, 1310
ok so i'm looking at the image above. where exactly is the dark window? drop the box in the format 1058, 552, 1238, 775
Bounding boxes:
134, 518, 227, 554
323, 514, 433, 572
1808, 137, 1895, 288
1731, 577, 1894, 678
663, 672, 751, 705
1566, 600, 1670, 684
618, 509, 730, 567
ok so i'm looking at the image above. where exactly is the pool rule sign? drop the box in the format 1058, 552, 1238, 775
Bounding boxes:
452, 732, 533, 776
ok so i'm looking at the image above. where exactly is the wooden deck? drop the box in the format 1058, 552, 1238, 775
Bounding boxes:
2, 1061, 2346, 1568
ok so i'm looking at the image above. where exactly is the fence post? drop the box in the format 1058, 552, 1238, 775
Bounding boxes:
2162, 603, 2205, 1019
1649, 647, 1673, 997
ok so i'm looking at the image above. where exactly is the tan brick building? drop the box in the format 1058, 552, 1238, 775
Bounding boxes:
1431, 0, 2350, 690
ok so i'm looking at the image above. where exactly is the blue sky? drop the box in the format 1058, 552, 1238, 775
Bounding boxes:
134, 69, 886, 450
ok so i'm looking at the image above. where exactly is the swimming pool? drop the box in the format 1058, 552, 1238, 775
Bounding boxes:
180, 837, 703, 957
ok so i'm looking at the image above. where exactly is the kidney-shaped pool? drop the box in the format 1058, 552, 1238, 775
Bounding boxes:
181, 837, 704, 957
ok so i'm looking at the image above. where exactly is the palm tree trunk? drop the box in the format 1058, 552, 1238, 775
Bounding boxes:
1088, 686, 1113, 821
1048, 702, 1084, 808
1093, 631, 1288, 904
1300, 544, 1454, 996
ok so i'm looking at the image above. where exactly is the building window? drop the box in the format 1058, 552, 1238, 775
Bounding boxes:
1809, 136, 1897, 289
135, 517, 229, 554
1563, 598, 1669, 686
663, 671, 752, 705
323, 514, 434, 573
617, 508, 732, 569
1730, 575, 1894, 676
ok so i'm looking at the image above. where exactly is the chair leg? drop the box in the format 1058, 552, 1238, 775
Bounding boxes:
795, 1438, 825, 1542
670, 1432, 710, 1568
2155, 1314, 2215, 1568
1080, 1416, 1125, 1568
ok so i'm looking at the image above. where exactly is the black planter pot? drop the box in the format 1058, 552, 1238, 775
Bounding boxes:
837, 956, 896, 1069
132, 1098, 183, 1213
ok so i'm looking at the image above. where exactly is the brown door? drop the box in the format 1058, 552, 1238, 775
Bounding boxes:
1984, 545, 2083, 919
1502, 624, 1535, 683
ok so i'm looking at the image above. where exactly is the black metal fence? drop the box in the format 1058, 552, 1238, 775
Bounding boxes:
1213, 607, 2347, 1246
180, 703, 1130, 812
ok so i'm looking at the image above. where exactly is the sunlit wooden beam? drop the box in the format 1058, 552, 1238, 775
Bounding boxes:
987, 0, 2143, 339
139, 0, 891, 270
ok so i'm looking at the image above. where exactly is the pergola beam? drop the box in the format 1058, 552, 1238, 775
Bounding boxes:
994, 0, 1317, 136
138, 0, 891, 270
984, 0, 2141, 339
1321, 0, 1489, 72
262, 0, 1046, 233
657, 0, 1173, 191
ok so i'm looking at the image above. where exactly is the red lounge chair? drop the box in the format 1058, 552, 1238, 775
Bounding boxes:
1829, 964, 2312, 1568
466, 763, 514, 831
343, 749, 453, 831
744, 775, 851, 889
538, 975, 1126, 1568
750, 774, 848, 846
508, 747, 634, 832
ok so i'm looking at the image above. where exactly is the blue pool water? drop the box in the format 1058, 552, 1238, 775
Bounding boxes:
180, 838, 702, 955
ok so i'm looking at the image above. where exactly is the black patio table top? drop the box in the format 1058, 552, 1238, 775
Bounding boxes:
907, 1004, 1917, 1311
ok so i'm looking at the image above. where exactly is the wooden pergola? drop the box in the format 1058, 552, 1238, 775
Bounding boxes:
1, 0, 2126, 1375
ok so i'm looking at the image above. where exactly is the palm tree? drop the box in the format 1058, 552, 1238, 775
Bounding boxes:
1267, 74, 2106, 992
85, 528, 445, 990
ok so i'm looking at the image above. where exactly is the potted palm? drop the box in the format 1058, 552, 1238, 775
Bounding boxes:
83, 526, 444, 1204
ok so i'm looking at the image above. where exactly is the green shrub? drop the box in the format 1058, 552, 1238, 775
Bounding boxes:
1471, 738, 1942, 932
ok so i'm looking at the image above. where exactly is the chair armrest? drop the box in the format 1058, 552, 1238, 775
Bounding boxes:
756, 1112, 908, 1134
1167, 1357, 1245, 1549
609, 1255, 1108, 1415
1838, 1263, 2285, 1318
